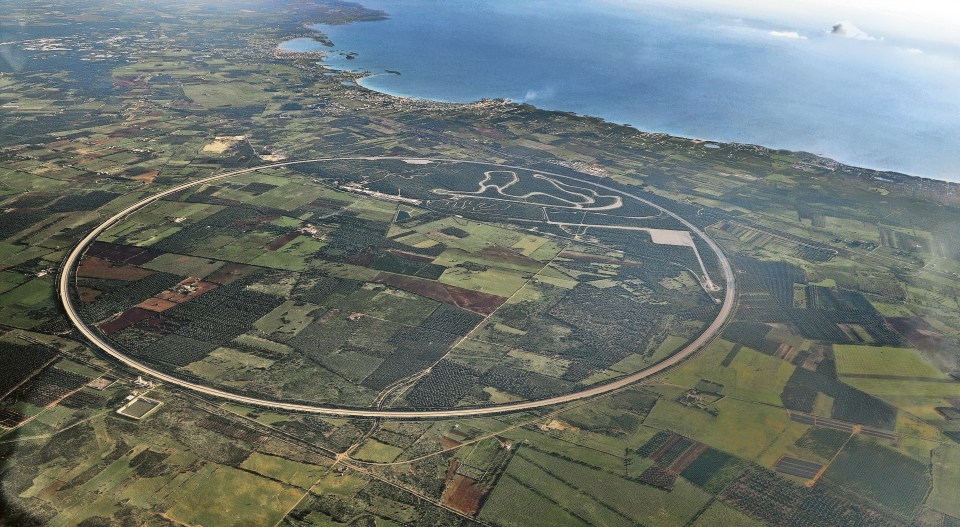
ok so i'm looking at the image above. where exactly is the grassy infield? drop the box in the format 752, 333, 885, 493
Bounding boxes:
101, 170, 662, 399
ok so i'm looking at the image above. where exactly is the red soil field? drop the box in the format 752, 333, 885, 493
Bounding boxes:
665, 442, 708, 473
344, 252, 376, 267
478, 246, 541, 269
97, 307, 156, 334
154, 277, 218, 304
205, 263, 259, 285
131, 170, 159, 183
77, 286, 102, 303
373, 273, 506, 315
443, 474, 487, 516
86, 241, 162, 266
77, 256, 155, 281
887, 316, 947, 354
440, 436, 464, 450
649, 434, 682, 464
385, 248, 436, 264
265, 232, 300, 251
135, 297, 178, 313
387, 230, 416, 240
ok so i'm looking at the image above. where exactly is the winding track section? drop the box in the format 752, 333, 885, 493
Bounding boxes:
58, 157, 737, 418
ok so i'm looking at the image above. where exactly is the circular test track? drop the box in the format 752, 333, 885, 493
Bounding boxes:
59, 157, 737, 419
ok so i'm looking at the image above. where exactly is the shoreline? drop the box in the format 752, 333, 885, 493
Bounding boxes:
340, 65, 955, 188
294, 12, 960, 183
277, 26, 958, 188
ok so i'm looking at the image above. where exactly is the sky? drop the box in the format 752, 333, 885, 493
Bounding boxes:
608, 0, 960, 51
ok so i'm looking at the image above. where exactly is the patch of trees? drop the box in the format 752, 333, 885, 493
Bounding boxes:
49, 190, 119, 213
0, 341, 57, 396
480, 365, 572, 401
78, 272, 183, 322
418, 304, 484, 336
404, 360, 481, 408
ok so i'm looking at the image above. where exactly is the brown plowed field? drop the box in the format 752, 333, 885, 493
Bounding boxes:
97, 307, 155, 334
136, 297, 178, 312
205, 263, 258, 285
78, 256, 156, 281
443, 474, 486, 516
374, 273, 506, 315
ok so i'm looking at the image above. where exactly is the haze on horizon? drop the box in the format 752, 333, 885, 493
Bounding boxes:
321, 0, 960, 181
618, 0, 960, 51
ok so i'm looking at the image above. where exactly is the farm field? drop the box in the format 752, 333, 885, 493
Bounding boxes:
834, 345, 947, 378
1, 1, 960, 526
928, 445, 960, 518
690, 501, 769, 527
822, 436, 932, 517
164, 464, 305, 526
66, 158, 726, 410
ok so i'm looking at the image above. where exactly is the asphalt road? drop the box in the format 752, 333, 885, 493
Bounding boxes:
58, 157, 737, 418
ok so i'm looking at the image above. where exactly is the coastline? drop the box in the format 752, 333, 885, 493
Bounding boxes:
289, 1, 960, 184
274, 19, 958, 188
331, 62, 957, 191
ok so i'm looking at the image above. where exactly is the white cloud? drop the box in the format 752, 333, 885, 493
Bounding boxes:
899, 47, 924, 54
520, 87, 555, 102
830, 21, 879, 41
602, 1, 960, 46
768, 30, 806, 39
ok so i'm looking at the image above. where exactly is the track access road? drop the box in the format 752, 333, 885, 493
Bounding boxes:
58, 157, 737, 419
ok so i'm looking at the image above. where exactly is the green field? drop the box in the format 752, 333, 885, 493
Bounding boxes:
841, 378, 960, 397
927, 445, 960, 518
353, 439, 405, 463
644, 393, 808, 462
479, 474, 590, 527
142, 253, 225, 279
660, 339, 795, 406
181, 81, 273, 109
690, 501, 768, 527
240, 452, 328, 489
183, 347, 276, 384
254, 300, 321, 338
2, 4, 959, 525
497, 447, 712, 527
823, 436, 931, 517
250, 237, 327, 270
165, 464, 305, 526
438, 265, 530, 297
314, 469, 371, 497
834, 344, 946, 378
506, 348, 570, 377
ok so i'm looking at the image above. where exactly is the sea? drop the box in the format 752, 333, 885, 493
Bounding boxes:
292, 0, 960, 181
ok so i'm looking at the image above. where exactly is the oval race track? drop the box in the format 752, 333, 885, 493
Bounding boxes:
58, 157, 737, 418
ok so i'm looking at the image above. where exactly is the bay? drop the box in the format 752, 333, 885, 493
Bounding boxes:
309, 0, 960, 180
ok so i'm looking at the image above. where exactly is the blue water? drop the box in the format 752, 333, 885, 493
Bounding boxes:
312, 1, 960, 181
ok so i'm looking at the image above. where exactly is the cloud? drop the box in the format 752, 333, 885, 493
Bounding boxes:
768, 30, 806, 40
899, 47, 923, 54
830, 21, 879, 41
0, 45, 26, 72
716, 21, 807, 43
520, 87, 555, 102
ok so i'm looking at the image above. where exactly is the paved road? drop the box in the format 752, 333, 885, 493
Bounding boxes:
58, 157, 737, 418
